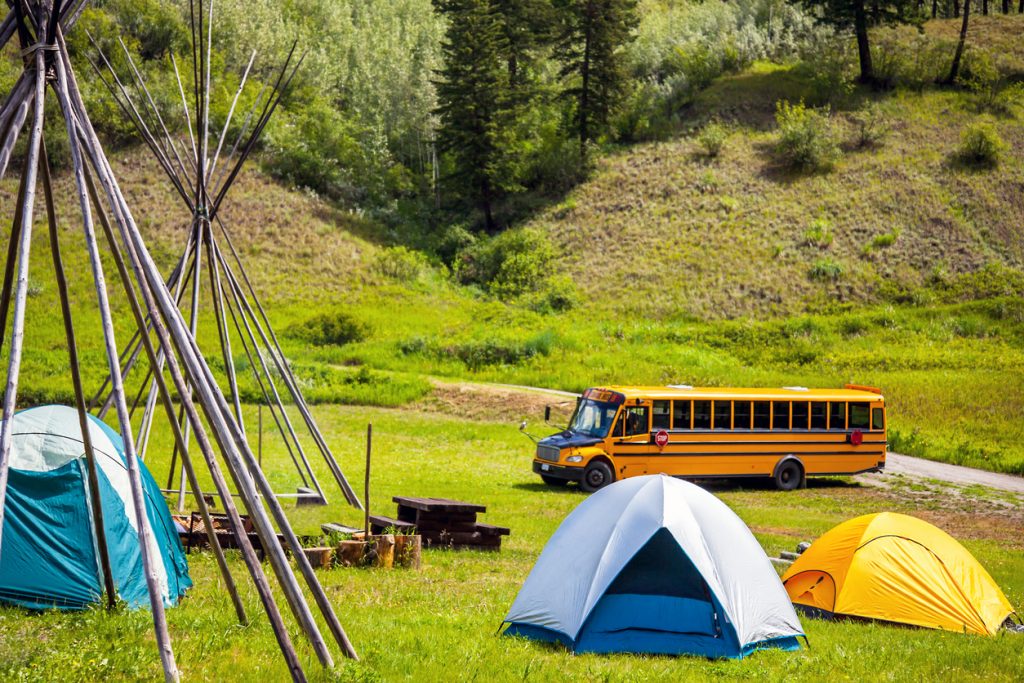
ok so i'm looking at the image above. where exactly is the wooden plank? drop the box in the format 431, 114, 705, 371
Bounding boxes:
368, 514, 416, 534
321, 523, 361, 536
472, 522, 511, 537
392, 496, 486, 513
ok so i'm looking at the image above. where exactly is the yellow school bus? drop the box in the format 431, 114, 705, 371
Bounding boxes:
533, 384, 886, 491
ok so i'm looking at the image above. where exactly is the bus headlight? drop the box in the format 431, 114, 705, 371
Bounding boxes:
566, 455, 583, 463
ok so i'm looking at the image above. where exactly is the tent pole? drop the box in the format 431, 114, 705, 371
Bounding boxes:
41, 139, 118, 611
175, 215, 204, 513
0, 50, 45, 558
52, 47, 180, 683
0, 157, 29, 355
218, 270, 308, 485
215, 246, 324, 499
85, 163, 249, 629
67, 42, 333, 669
207, 230, 245, 430
0, 78, 32, 181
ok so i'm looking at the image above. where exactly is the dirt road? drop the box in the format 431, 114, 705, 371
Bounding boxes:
859, 452, 1024, 495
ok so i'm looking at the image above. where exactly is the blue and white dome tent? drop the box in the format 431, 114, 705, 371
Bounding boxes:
502, 475, 804, 658
0, 405, 190, 610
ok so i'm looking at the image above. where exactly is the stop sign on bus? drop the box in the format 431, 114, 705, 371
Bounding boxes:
655, 430, 669, 448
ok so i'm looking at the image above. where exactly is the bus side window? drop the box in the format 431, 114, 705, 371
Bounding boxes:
652, 401, 671, 430
811, 402, 827, 430
624, 407, 649, 436
693, 401, 711, 429
733, 401, 751, 429
792, 401, 809, 430
830, 402, 847, 430
849, 402, 870, 429
753, 401, 770, 429
872, 407, 885, 431
773, 401, 790, 430
673, 400, 691, 430
713, 401, 732, 430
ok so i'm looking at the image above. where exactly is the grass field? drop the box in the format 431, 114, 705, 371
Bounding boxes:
1, 402, 1021, 681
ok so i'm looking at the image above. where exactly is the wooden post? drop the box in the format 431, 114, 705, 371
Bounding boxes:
41, 140, 117, 610
258, 403, 263, 468
0, 48, 45, 558
364, 423, 372, 540
85, 163, 248, 628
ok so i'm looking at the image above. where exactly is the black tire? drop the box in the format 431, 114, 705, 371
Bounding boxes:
541, 474, 569, 487
581, 461, 614, 493
774, 459, 804, 491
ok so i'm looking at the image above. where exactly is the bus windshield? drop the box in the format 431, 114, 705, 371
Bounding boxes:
568, 399, 619, 438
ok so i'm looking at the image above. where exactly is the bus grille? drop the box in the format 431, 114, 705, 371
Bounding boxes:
536, 444, 560, 462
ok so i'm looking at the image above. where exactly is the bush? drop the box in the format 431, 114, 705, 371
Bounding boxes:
454, 228, 555, 300
774, 100, 840, 171
529, 275, 579, 313
808, 257, 843, 281
849, 104, 890, 149
797, 36, 855, 105
696, 120, 729, 157
803, 216, 834, 248
374, 246, 429, 282
287, 311, 369, 346
955, 121, 1005, 168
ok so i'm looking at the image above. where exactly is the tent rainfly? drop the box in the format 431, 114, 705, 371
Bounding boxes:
0, 405, 190, 610
0, 2, 357, 680
782, 512, 1019, 635
502, 475, 805, 658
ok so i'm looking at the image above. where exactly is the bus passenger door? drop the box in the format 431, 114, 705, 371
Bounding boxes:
612, 403, 651, 479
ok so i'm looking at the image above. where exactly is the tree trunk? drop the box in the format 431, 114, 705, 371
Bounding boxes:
932, 0, 938, 17
1002, 0, 1008, 14
953, 0, 960, 17
481, 179, 496, 233
947, 0, 971, 84
982, 0, 987, 14
579, 24, 591, 152
854, 0, 874, 84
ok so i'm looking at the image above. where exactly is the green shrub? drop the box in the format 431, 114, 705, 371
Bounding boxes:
865, 228, 900, 253
849, 104, 890, 149
797, 37, 855, 105
696, 120, 729, 157
287, 311, 369, 346
803, 217, 834, 248
955, 121, 1005, 168
374, 246, 429, 282
530, 275, 579, 313
774, 100, 840, 172
454, 228, 556, 300
808, 257, 843, 281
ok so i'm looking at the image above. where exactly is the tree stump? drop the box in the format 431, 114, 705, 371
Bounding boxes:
302, 546, 334, 569
394, 534, 422, 569
371, 534, 395, 568
335, 540, 368, 567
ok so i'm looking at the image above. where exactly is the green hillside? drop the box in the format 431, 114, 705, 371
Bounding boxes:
2, 13, 1023, 477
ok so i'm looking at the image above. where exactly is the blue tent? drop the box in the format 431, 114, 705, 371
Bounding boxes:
503, 475, 804, 658
0, 405, 190, 610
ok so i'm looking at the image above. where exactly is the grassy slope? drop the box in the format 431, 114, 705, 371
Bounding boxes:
1, 404, 1021, 681
1, 19, 1023, 473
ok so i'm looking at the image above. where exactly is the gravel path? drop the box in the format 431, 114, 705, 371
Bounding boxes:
860, 452, 1024, 495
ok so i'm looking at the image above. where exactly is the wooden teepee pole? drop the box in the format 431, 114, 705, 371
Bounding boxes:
0, 45, 45, 558
51, 47, 179, 683
41, 140, 118, 610
63, 34, 332, 672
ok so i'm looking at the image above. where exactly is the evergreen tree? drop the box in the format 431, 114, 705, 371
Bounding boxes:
555, 0, 639, 158
492, 0, 557, 93
799, 0, 921, 83
433, 0, 518, 232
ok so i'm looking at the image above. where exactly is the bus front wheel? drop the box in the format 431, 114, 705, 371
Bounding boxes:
581, 461, 614, 493
774, 459, 804, 491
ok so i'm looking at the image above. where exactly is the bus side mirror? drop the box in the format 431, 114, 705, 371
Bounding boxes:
544, 406, 551, 422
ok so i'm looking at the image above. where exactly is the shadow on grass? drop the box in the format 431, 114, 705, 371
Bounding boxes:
511, 477, 860, 496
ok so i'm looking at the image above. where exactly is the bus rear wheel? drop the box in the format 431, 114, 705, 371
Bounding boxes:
774, 459, 804, 491
541, 474, 569, 487
581, 461, 614, 493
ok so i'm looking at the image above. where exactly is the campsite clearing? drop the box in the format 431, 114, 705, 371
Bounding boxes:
0, 403, 1021, 681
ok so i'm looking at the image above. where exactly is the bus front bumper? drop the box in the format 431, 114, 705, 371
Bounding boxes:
533, 460, 584, 482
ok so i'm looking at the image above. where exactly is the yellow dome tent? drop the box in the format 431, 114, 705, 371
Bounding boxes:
781, 512, 1016, 635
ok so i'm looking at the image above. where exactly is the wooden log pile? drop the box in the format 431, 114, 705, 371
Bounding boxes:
370, 496, 510, 551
